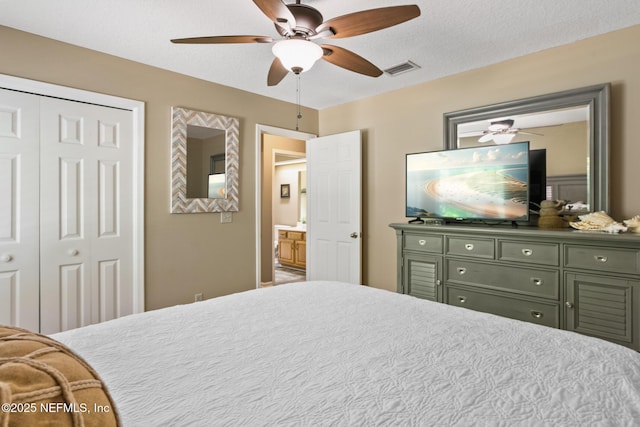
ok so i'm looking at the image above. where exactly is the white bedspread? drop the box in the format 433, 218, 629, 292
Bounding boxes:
54, 281, 640, 426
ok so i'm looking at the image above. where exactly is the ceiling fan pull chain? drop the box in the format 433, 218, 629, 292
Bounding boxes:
296, 74, 302, 131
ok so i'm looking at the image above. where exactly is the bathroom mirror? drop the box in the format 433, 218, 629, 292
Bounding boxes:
171, 107, 239, 213
443, 84, 610, 213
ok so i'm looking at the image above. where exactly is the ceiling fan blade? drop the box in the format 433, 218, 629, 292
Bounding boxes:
518, 130, 544, 136
321, 45, 382, 77
317, 5, 420, 39
171, 35, 273, 44
253, 0, 296, 29
478, 133, 494, 143
267, 58, 289, 86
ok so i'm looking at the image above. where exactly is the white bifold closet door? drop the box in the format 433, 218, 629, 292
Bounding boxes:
0, 89, 40, 332
0, 88, 134, 334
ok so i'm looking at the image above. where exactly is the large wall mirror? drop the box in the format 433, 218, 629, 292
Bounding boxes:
444, 84, 610, 213
171, 107, 239, 213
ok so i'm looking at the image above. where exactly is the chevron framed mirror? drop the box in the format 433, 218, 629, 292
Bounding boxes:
171, 107, 239, 213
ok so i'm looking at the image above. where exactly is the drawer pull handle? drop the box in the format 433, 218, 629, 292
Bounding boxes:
418, 239, 426, 246
530, 311, 544, 319
565, 301, 574, 309
458, 296, 466, 304
522, 248, 533, 256
457, 267, 467, 275
594, 255, 608, 263
465, 243, 474, 251
531, 278, 543, 286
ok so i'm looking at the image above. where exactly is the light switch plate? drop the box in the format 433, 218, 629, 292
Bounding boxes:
221, 212, 233, 223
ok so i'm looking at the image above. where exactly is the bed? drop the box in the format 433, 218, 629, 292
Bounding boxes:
16, 281, 640, 425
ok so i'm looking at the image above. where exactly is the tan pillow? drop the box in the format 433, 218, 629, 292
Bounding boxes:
0, 325, 119, 427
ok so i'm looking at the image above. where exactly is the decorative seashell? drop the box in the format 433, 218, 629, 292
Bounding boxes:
570, 211, 627, 233
623, 215, 640, 226
601, 223, 628, 234
624, 215, 640, 233
570, 221, 602, 231
579, 211, 616, 226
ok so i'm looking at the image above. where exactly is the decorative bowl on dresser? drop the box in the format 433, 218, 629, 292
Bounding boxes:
390, 223, 640, 351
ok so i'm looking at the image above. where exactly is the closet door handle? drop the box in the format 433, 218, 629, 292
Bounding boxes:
68, 249, 79, 256
0, 254, 13, 263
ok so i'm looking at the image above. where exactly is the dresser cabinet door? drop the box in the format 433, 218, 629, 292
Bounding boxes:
403, 253, 442, 302
565, 273, 639, 349
278, 238, 295, 265
295, 240, 306, 269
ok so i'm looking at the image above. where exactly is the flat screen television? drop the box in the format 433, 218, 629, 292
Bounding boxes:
406, 141, 530, 222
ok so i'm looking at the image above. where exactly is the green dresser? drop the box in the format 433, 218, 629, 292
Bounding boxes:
390, 223, 640, 351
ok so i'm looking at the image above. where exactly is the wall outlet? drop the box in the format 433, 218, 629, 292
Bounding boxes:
221, 212, 232, 223
194, 293, 203, 302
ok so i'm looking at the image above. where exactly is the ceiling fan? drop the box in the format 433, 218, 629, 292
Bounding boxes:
478, 119, 543, 144
171, 0, 421, 86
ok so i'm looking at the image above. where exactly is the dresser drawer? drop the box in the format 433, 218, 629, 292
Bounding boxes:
446, 286, 560, 328
565, 245, 640, 275
446, 259, 559, 300
498, 240, 559, 266
446, 236, 494, 259
404, 233, 443, 253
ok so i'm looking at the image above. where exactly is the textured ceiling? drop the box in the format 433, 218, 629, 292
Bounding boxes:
1, 0, 639, 110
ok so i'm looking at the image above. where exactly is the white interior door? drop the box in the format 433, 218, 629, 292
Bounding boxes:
306, 130, 362, 284
0, 89, 40, 331
39, 97, 134, 334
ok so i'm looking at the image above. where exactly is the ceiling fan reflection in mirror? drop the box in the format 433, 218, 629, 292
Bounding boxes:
171, 0, 421, 86
479, 119, 543, 144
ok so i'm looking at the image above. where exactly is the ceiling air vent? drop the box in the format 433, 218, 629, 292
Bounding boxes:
384, 60, 421, 76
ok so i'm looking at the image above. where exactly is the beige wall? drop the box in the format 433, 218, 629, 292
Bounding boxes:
320, 24, 640, 292
0, 26, 319, 310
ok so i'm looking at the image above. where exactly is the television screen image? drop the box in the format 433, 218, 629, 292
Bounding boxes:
406, 142, 530, 222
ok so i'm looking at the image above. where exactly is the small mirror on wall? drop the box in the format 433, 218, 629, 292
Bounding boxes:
171, 107, 239, 213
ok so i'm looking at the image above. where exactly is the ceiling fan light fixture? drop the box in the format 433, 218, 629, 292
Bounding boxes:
493, 133, 517, 145
272, 39, 323, 73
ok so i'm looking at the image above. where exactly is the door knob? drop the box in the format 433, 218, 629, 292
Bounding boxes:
0, 254, 13, 263
69, 249, 79, 256
350, 232, 359, 239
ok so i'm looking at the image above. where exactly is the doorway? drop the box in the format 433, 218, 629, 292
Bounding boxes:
254, 125, 315, 288
273, 152, 307, 286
